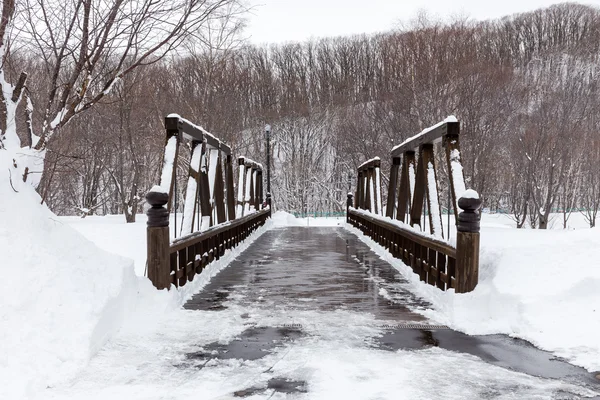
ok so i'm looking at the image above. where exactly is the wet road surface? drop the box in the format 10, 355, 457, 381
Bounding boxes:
184, 227, 599, 398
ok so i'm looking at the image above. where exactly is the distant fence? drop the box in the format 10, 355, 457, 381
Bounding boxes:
292, 211, 346, 218
146, 115, 271, 290
348, 117, 482, 293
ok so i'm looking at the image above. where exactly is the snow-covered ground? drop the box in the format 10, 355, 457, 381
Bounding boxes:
3, 200, 599, 399
0, 167, 271, 400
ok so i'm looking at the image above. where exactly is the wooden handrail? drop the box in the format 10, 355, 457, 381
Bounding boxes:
170, 209, 270, 252
348, 208, 456, 258
350, 117, 482, 293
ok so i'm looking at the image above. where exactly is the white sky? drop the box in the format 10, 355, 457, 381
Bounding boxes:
244, 0, 600, 44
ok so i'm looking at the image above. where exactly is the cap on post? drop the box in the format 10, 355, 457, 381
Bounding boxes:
146, 186, 169, 228
457, 189, 482, 233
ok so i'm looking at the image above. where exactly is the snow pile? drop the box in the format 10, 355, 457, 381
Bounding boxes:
346, 220, 600, 372
0, 152, 141, 398
0, 149, 274, 398
271, 210, 344, 227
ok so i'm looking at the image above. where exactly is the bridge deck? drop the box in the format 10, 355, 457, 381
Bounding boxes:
45, 227, 598, 399
182, 227, 598, 398
185, 227, 428, 321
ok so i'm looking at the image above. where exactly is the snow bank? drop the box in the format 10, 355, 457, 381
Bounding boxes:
0, 166, 274, 400
0, 153, 142, 398
346, 219, 600, 372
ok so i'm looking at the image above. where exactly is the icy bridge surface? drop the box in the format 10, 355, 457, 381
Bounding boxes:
46, 227, 599, 399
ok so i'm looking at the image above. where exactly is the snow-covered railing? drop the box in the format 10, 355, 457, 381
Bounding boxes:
236, 156, 265, 218
347, 194, 481, 293
355, 157, 383, 215
147, 188, 269, 289
349, 117, 482, 293
146, 115, 271, 290
388, 116, 466, 237
159, 114, 237, 236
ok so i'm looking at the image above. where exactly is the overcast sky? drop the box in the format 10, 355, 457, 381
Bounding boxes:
244, 0, 600, 44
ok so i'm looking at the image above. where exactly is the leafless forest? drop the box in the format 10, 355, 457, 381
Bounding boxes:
5, 2, 600, 228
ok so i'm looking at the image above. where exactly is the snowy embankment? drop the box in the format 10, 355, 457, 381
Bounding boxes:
347, 214, 600, 373
0, 159, 272, 400
0, 162, 131, 396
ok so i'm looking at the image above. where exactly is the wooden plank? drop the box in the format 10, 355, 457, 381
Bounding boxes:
386, 158, 400, 218
420, 244, 428, 282
225, 154, 236, 220
198, 143, 212, 227
257, 170, 264, 208
181, 140, 202, 234
396, 152, 414, 223
249, 168, 256, 212
410, 146, 427, 227
163, 123, 180, 213
146, 226, 170, 290
214, 152, 226, 224
391, 121, 459, 156
428, 248, 437, 286
365, 168, 372, 212
422, 143, 444, 238
187, 248, 195, 281
165, 116, 231, 154
455, 231, 480, 294
436, 252, 447, 290
178, 248, 187, 287
439, 271, 449, 284
448, 257, 456, 289
444, 129, 464, 222
170, 252, 177, 287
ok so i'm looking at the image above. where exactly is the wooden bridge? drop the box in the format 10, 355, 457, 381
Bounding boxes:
119, 116, 599, 397
146, 114, 482, 294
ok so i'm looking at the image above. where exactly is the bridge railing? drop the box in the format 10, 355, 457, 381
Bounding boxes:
348, 117, 482, 293
146, 115, 270, 290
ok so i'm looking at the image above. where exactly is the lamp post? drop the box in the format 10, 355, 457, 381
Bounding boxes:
265, 124, 271, 206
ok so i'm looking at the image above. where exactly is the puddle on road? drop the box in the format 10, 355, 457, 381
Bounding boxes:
185, 326, 304, 366
375, 327, 600, 388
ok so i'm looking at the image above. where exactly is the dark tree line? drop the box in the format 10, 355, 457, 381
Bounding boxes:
21, 2, 600, 227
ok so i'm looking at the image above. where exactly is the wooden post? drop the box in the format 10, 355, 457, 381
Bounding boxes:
455, 193, 482, 293
214, 151, 226, 224
146, 188, 171, 290
443, 123, 465, 222
347, 193, 353, 223
163, 117, 181, 213
373, 159, 382, 215
225, 154, 236, 221
386, 157, 401, 218
365, 167, 372, 211
257, 170, 264, 208
237, 157, 246, 218
356, 171, 363, 209
422, 144, 444, 237
397, 151, 415, 224
410, 146, 428, 227
198, 143, 212, 229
